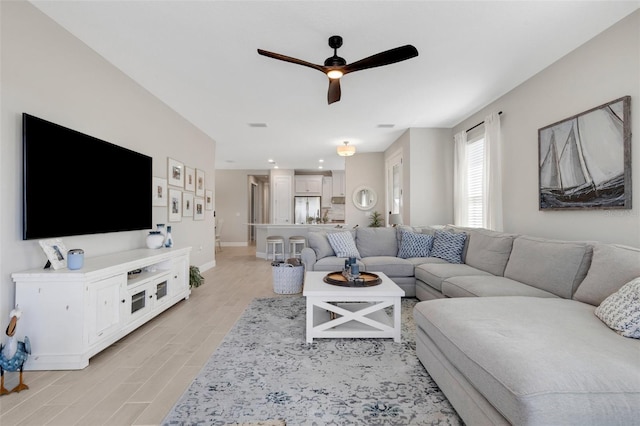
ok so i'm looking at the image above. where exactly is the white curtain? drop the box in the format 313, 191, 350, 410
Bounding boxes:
453, 131, 468, 226
483, 112, 504, 231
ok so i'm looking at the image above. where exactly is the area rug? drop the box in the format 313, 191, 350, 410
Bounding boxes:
163, 297, 463, 425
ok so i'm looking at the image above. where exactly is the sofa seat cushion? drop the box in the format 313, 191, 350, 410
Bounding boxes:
414, 297, 640, 425
442, 276, 559, 298
360, 256, 414, 277
313, 256, 365, 272
415, 262, 491, 292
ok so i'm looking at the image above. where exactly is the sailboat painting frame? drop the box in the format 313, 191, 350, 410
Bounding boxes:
538, 96, 631, 210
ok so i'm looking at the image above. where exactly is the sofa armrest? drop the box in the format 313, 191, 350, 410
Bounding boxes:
301, 247, 317, 270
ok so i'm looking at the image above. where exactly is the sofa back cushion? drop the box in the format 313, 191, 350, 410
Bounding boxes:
356, 227, 398, 257
307, 231, 335, 259
464, 228, 516, 276
503, 236, 592, 299
573, 243, 640, 306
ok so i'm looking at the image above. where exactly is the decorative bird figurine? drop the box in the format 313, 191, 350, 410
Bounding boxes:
0, 306, 30, 395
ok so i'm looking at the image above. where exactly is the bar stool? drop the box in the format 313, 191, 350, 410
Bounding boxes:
265, 235, 285, 261
289, 235, 307, 259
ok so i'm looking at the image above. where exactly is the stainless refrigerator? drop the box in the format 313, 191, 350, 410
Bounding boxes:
294, 196, 321, 224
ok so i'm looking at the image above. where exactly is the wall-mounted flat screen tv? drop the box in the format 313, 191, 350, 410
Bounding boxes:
23, 113, 152, 240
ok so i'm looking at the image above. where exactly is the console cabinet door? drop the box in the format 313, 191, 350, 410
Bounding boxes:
171, 255, 189, 297
87, 274, 125, 345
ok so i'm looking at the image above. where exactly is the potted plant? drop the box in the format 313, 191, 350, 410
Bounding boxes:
189, 265, 204, 288
369, 211, 383, 227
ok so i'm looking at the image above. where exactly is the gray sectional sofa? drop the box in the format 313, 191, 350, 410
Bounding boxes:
301, 225, 640, 425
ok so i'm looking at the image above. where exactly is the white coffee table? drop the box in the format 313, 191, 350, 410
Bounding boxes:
303, 271, 405, 343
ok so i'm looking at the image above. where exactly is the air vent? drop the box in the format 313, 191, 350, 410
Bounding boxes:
248, 123, 268, 128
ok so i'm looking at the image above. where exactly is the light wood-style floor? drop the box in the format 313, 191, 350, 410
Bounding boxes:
0, 246, 280, 426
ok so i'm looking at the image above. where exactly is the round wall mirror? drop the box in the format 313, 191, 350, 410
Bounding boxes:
353, 186, 377, 210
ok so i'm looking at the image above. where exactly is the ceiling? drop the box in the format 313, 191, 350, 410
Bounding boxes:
30, 1, 639, 171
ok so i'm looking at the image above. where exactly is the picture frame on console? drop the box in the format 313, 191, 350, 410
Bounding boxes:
538, 96, 631, 210
152, 177, 167, 207
168, 188, 182, 222
194, 198, 205, 220
196, 168, 205, 197
39, 238, 68, 270
167, 158, 184, 187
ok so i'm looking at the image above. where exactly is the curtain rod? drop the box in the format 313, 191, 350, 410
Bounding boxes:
466, 111, 502, 133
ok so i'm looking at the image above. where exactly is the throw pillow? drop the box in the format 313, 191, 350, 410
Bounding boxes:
326, 231, 361, 259
594, 277, 640, 339
430, 230, 467, 264
397, 230, 434, 259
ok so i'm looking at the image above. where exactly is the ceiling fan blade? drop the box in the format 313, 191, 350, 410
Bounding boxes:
343, 45, 418, 75
328, 78, 341, 104
257, 49, 325, 73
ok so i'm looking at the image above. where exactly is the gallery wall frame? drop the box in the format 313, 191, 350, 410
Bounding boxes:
152, 177, 167, 207
196, 169, 205, 197
194, 198, 205, 220
205, 190, 213, 210
538, 96, 631, 210
167, 158, 184, 187
168, 188, 182, 222
184, 167, 195, 192
183, 192, 194, 217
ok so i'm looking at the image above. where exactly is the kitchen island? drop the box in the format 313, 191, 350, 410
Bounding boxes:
250, 223, 349, 259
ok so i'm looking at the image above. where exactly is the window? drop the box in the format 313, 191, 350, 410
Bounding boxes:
467, 137, 484, 228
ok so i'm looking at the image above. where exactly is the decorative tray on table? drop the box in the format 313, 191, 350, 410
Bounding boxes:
323, 271, 382, 287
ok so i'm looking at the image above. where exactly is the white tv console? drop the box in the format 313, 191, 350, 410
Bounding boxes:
11, 246, 191, 370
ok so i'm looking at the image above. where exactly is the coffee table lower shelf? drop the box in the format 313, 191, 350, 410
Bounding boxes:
306, 300, 400, 343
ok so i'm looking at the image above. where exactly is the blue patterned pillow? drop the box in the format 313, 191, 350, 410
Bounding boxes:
398, 230, 434, 259
326, 231, 361, 259
431, 230, 467, 264
595, 277, 640, 339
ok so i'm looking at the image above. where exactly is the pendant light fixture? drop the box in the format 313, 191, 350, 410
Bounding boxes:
337, 141, 356, 157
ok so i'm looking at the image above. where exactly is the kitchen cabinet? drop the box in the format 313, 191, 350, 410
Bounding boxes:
294, 175, 323, 195
322, 176, 333, 207
332, 171, 345, 196
12, 247, 191, 370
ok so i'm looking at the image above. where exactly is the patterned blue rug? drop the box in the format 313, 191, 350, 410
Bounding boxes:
163, 297, 462, 425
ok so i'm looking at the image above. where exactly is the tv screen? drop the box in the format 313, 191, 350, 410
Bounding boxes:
23, 113, 152, 240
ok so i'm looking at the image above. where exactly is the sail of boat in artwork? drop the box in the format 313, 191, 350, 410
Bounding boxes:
539, 99, 626, 208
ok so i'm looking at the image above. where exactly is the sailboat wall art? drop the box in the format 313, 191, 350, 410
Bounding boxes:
538, 96, 631, 210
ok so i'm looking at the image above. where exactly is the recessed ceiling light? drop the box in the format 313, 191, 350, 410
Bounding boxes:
268, 159, 275, 164
318, 165, 323, 169
319, 159, 324, 163
225, 159, 236, 163
249, 123, 268, 128
377, 124, 395, 128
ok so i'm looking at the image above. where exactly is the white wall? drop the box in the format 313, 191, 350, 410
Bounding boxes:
215, 169, 267, 244
385, 128, 453, 227
452, 10, 640, 246
1, 1, 217, 329
345, 153, 386, 228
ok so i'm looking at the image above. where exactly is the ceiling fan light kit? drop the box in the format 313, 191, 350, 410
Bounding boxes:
337, 141, 356, 157
258, 35, 418, 104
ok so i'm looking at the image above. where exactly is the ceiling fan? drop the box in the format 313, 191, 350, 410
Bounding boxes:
257, 35, 418, 104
